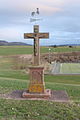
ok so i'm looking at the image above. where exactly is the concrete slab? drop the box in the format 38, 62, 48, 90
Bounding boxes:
0, 90, 70, 102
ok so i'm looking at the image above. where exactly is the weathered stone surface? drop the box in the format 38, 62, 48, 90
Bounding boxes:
29, 84, 45, 93
29, 66, 45, 93
51, 90, 69, 102
1, 90, 69, 102
22, 89, 51, 99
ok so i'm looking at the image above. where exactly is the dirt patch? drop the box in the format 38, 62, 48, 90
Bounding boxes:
41, 52, 80, 63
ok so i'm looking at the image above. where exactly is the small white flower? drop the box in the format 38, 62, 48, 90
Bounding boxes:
12, 108, 14, 110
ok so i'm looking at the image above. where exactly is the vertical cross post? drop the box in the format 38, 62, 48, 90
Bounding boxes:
34, 25, 40, 65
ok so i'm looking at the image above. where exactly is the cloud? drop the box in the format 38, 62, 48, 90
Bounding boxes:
0, 0, 64, 15
0, 0, 80, 45
0, 27, 21, 41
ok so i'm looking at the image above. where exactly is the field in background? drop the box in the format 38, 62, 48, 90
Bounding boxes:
60, 63, 80, 74
51, 62, 80, 74
0, 56, 80, 101
0, 46, 80, 55
0, 46, 80, 119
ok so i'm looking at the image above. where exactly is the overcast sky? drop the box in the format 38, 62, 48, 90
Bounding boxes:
0, 0, 80, 45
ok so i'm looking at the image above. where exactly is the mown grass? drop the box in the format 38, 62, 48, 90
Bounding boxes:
60, 63, 80, 74
0, 46, 80, 55
45, 75, 80, 85
0, 77, 79, 119
0, 56, 80, 101
41, 46, 80, 53
0, 46, 33, 55
0, 47, 80, 120
0, 77, 80, 101
0, 99, 80, 120
0, 75, 79, 119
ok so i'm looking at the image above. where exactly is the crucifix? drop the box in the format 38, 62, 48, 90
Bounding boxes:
24, 25, 49, 66
22, 9, 51, 97
23, 25, 50, 94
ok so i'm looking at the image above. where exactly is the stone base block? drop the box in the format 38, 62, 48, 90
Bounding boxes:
29, 84, 45, 93
22, 89, 51, 99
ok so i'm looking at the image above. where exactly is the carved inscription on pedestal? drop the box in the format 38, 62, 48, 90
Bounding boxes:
29, 67, 45, 93
31, 71, 43, 84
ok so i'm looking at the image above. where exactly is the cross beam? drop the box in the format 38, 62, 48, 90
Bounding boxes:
24, 33, 49, 39
24, 25, 49, 66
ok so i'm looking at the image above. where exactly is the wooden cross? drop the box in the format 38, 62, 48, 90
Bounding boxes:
24, 25, 49, 66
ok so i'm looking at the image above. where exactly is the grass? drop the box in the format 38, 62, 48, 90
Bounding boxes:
0, 76, 80, 101
0, 47, 80, 119
60, 63, 80, 74
0, 56, 80, 102
0, 75, 80, 119
0, 46, 80, 55
0, 99, 80, 120
45, 75, 80, 85
0, 46, 33, 55
41, 46, 80, 53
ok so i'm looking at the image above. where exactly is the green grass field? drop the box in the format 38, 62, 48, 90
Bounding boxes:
60, 63, 80, 74
52, 62, 80, 74
0, 46, 80, 120
0, 46, 80, 55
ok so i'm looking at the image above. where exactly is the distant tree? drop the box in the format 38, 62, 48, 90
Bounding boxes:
53, 45, 57, 48
69, 46, 73, 48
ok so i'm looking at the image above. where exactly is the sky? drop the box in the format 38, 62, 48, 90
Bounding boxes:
0, 0, 80, 45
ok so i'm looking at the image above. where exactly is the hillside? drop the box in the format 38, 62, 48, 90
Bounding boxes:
0, 40, 31, 46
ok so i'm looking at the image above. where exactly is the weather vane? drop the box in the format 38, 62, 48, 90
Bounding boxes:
30, 8, 42, 23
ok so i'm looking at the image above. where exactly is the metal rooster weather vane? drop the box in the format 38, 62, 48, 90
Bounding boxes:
30, 8, 42, 24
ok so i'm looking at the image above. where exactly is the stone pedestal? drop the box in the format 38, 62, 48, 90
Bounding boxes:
29, 66, 45, 93
22, 66, 51, 98
22, 89, 51, 99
